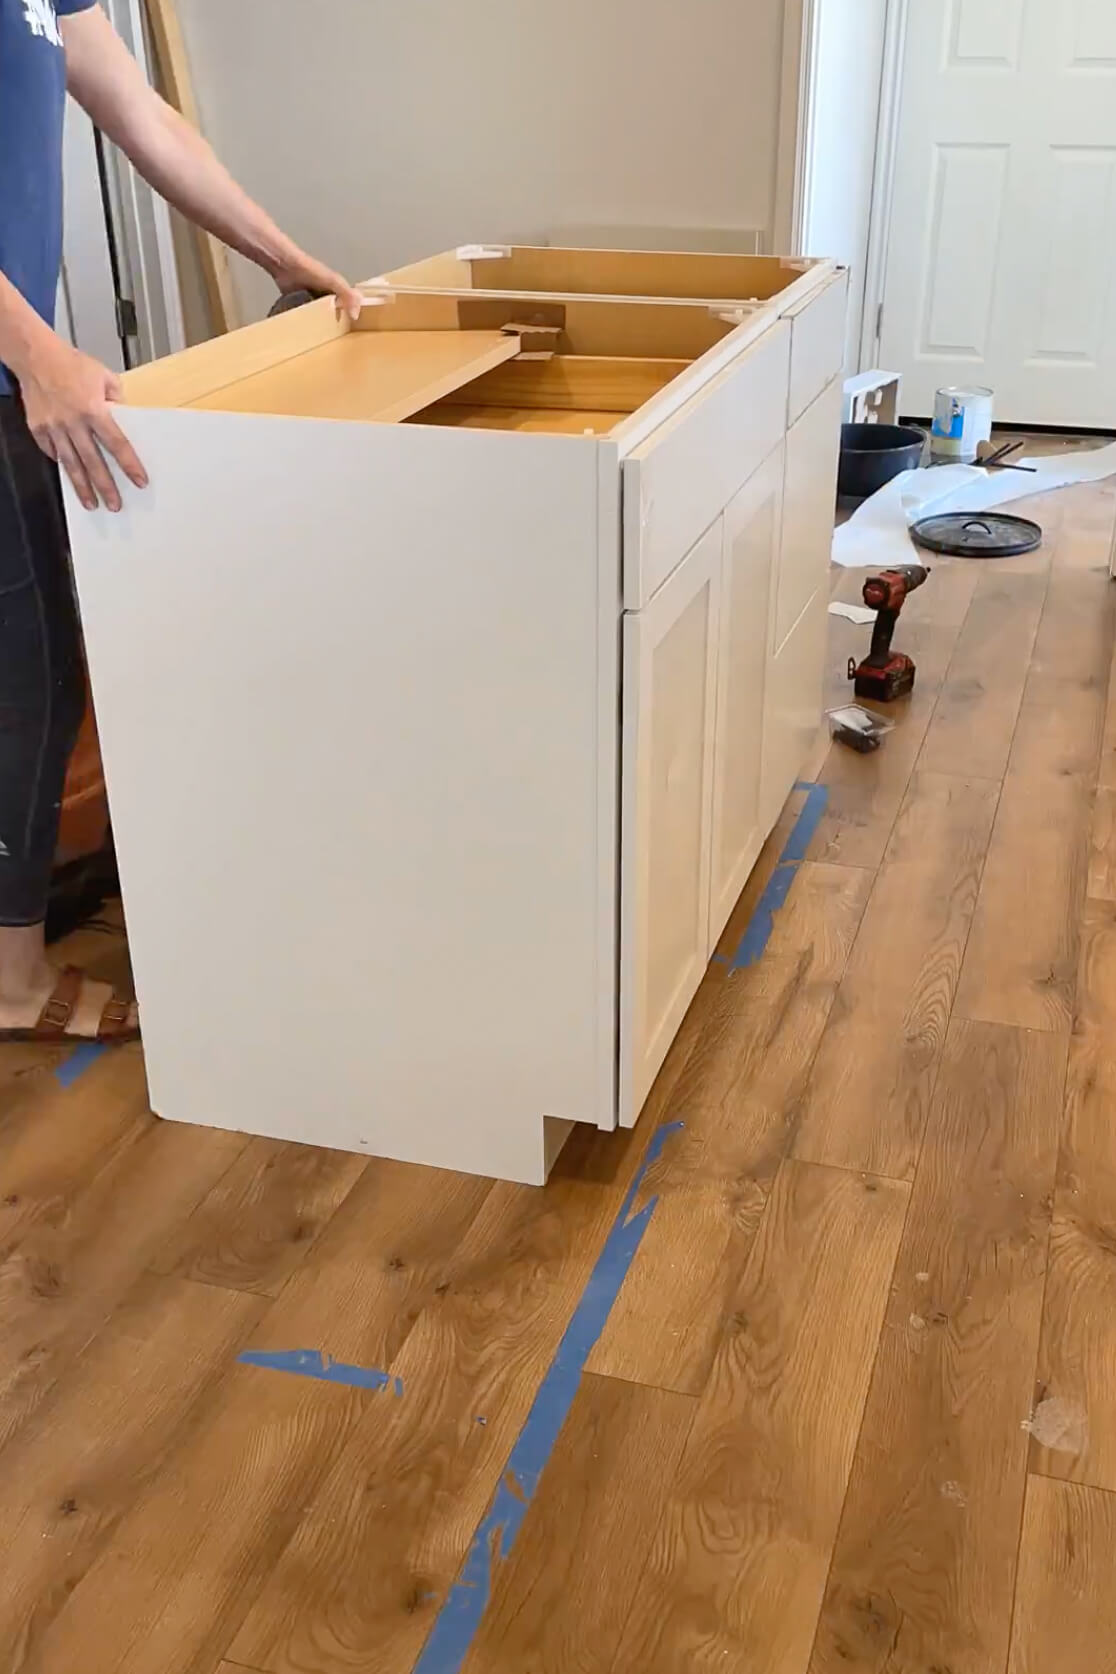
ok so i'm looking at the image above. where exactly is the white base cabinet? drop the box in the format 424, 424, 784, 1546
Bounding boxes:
66, 248, 847, 1183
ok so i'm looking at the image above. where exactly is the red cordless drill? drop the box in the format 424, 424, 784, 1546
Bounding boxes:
848, 564, 929, 702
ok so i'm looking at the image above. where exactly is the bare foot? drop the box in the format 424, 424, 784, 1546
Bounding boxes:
0, 959, 139, 1038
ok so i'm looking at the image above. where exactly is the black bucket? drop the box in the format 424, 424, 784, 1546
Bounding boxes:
838, 423, 926, 500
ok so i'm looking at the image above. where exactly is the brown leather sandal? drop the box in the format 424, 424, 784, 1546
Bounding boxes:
0, 965, 140, 1045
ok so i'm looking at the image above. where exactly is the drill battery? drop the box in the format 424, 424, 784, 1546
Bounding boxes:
847, 651, 917, 702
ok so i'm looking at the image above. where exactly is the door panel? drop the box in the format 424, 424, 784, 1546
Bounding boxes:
880, 0, 1116, 425
774, 378, 842, 658
760, 587, 829, 839
620, 520, 722, 1125
709, 447, 783, 949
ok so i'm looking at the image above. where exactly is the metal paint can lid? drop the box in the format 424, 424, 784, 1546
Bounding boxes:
909, 511, 1042, 558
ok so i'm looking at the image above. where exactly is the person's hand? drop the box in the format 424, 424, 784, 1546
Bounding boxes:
20, 332, 147, 512
270, 251, 363, 321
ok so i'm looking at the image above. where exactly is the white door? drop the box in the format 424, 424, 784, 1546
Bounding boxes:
879, 0, 1116, 426
619, 519, 722, 1126
709, 445, 783, 948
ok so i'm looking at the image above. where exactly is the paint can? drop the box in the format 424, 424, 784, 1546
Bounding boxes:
930, 386, 994, 463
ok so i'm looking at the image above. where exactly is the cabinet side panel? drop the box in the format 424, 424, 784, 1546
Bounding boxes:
65, 410, 608, 1182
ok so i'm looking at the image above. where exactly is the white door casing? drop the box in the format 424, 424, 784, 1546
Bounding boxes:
878, 0, 1116, 427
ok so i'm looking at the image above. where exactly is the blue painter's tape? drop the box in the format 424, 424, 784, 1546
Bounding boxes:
726, 781, 829, 971
413, 1119, 685, 1674
729, 863, 798, 971
781, 781, 830, 865
55, 1042, 106, 1088
238, 1348, 403, 1397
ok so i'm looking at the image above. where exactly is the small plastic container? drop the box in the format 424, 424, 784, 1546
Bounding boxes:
826, 705, 894, 754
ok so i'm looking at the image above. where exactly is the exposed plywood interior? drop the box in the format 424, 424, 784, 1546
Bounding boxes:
442, 355, 690, 413
187, 331, 523, 424
355, 292, 738, 361
381, 245, 822, 303
410, 405, 624, 438
121, 294, 348, 409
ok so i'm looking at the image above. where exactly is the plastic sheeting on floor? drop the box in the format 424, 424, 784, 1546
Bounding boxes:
832, 439, 1116, 569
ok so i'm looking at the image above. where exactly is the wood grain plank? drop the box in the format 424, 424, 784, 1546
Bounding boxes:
1007, 1476, 1116, 1674
919, 567, 1048, 780
0, 1119, 245, 1450
1031, 900, 1116, 1490
460, 1374, 695, 1674
954, 769, 1090, 1033
794, 771, 1000, 1178
19, 1159, 492, 1674
617, 1161, 908, 1674
810, 616, 973, 871
148, 1136, 367, 1297
242, 1156, 492, 1367
589, 862, 873, 1395
1007, 541, 1113, 782
0, 1274, 262, 1668
229, 1165, 654, 1674
28, 1366, 368, 1674
1098, 637, 1116, 792
0, 1050, 152, 1251
809, 1019, 1066, 1674
1088, 788, 1116, 901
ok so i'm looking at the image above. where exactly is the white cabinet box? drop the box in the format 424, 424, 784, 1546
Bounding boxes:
65, 250, 846, 1184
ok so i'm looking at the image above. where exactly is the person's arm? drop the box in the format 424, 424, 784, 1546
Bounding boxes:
0, 270, 146, 512
60, 6, 361, 315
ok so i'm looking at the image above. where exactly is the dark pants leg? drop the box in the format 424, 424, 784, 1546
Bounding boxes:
0, 395, 86, 928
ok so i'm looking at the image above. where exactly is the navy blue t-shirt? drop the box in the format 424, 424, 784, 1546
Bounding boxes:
0, 0, 97, 390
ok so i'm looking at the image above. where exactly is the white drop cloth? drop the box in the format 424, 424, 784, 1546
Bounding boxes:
832, 440, 1116, 569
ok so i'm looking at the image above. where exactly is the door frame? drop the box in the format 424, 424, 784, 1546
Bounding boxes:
857, 0, 912, 371
774, 0, 911, 370
63, 0, 186, 366
773, 0, 821, 255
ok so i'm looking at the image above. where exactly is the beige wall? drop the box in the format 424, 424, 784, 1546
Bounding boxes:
175, 0, 789, 329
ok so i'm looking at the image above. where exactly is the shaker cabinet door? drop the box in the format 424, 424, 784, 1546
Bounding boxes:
774, 375, 842, 658
709, 444, 784, 950
619, 518, 722, 1126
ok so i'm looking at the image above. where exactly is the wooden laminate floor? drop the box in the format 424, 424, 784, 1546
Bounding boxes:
3, 467, 1116, 1674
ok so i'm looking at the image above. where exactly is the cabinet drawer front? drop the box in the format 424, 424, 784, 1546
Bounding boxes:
620, 520, 723, 1126
760, 586, 829, 837
788, 271, 848, 428
774, 377, 842, 656
709, 444, 784, 951
622, 322, 791, 609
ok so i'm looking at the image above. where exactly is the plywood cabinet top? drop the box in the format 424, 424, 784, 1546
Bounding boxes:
118, 248, 841, 454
